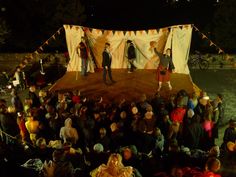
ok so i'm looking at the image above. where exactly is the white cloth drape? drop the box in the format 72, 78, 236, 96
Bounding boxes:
64, 24, 192, 74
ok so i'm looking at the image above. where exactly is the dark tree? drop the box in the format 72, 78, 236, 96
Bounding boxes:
213, 0, 236, 52
52, 0, 86, 26
0, 18, 10, 45
4, 0, 86, 51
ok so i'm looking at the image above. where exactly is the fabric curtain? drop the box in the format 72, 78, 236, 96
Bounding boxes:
64, 24, 192, 74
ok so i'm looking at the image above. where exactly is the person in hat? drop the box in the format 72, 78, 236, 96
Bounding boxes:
154, 45, 175, 91
126, 40, 137, 73
102, 42, 116, 85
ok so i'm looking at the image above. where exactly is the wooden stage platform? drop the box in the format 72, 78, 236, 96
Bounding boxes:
49, 69, 195, 102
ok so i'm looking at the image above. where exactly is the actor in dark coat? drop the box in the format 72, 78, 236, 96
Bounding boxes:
127, 40, 137, 73
102, 42, 115, 85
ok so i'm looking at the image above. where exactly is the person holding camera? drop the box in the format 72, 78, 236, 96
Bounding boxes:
154, 47, 175, 91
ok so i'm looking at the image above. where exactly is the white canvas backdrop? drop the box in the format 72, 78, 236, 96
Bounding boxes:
64, 24, 192, 74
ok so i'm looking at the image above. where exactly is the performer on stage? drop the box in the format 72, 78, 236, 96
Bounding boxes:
77, 36, 88, 76
154, 47, 175, 91
126, 40, 137, 73
102, 42, 115, 85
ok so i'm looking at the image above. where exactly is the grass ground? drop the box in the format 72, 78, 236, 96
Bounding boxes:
190, 69, 236, 146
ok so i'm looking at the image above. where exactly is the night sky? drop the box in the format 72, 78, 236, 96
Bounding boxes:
0, 0, 221, 51
84, 0, 216, 30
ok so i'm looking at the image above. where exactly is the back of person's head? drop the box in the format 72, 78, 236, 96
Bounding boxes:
229, 119, 236, 128
79, 41, 86, 47
168, 139, 180, 152
110, 122, 118, 132
7, 106, 16, 113
99, 127, 107, 137
177, 89, 188, 97
226, 141, 236, 152
209, 145, 220, 157
217, 93, 223, 101
205, 157, 221, 173
39, 90, 47, 98
170, 167, 184, 177
10, 88, 17, 96
187, 109, 195, 118
192, 114, 201, 123
192, 91, 198, 99
52, 149, 66, 162
127, 40, 132, 44
120, 111, 127, 119
93, 143, 104, 153
153, 127, 162, 137
29, 85, 36, 92
36, 137, 47, 149
81, 36, 85, 41
131, 106, 138, 115
140, 93, 147, 102
0, 99, 7, 113
105, 42, 110, 46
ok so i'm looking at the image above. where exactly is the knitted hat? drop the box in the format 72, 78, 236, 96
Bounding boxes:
93, 143, 104, 153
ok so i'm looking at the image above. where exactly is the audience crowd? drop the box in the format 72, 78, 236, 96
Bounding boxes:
0, 85, 236, 177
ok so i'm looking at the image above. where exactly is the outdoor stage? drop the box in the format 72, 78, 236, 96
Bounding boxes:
49, 69, 195, 102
